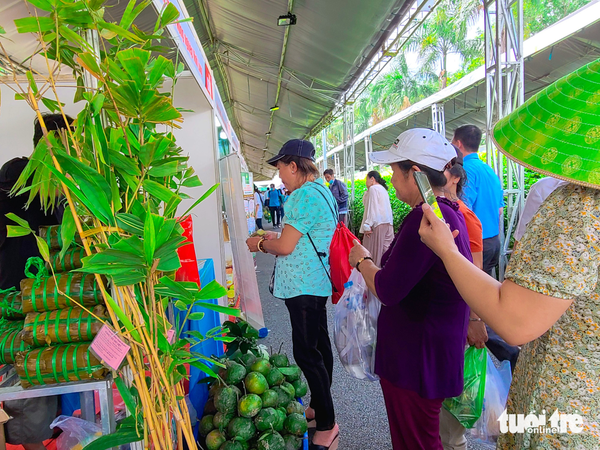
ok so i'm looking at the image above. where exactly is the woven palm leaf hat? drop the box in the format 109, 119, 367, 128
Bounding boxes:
493, 57, 600, 188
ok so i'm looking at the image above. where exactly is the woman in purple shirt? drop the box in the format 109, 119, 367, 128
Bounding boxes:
349, 129, 472, 450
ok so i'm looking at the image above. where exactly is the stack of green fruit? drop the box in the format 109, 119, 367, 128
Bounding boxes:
200, 350, 309, 450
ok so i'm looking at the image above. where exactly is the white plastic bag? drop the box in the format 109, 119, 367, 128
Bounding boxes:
50, 415, 102, 450
333, 270, 380, 381
470, 354, 512, 443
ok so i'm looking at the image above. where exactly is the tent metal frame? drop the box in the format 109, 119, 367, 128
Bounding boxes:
484, 0, 524, 279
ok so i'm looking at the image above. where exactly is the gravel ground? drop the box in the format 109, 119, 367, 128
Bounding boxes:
253, 224, 495, 450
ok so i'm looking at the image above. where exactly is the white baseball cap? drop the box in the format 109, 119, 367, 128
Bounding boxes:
369, 128, 455, 171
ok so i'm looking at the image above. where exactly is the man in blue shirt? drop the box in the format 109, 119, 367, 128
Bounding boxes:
323, 169, 348, 225
452, 125, 519, 374
452, 125, 504, 276
267, 184, 282, 228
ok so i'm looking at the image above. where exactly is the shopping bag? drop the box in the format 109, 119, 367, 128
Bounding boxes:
333, 270, 380, 381
50, 415, 102, 450
443, 346, 487, 428
329, 222, 360, 304
470, 354, 512, 443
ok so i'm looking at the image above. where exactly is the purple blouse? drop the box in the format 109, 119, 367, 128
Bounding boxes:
374, 198, 472, 399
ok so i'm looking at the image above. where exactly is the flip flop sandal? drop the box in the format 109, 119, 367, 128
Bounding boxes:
309, 433, 339, 450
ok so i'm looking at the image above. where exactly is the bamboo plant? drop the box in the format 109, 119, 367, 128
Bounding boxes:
0, 1, 240, 448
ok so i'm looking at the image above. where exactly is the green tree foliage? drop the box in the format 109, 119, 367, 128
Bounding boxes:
523, 0, 593, 38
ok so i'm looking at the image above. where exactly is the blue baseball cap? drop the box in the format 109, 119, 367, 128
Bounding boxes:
266, 139, 316, 167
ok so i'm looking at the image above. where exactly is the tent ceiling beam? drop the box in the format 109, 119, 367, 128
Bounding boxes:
308, 0, 443, 138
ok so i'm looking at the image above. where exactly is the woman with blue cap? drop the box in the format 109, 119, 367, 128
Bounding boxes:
246, 139, 340, 450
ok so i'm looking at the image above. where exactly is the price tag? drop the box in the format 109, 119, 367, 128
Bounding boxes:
90, 324, 131, 371
167, 328, 176, 344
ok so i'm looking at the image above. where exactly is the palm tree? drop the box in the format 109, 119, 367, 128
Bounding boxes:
408, 0, 483, 89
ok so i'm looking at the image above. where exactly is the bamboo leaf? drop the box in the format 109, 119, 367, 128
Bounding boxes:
98, 21, 146, 44
147, 55, 173, 88
14, 17, 54, 33
81, 427, 142, 450
188, 360, 217, 378
76, 52, 102, 79
180, 183, 219, 218
6, 226, 31, 237
59, 25, 94, 52
174, 300, 186, 310
195, 280, 227, 300
120, 0, 152, 31
104, 293, 142, 343
143, 209, 155, 265
182, 175, 202, 188
59, 207, 77, 260
114, 376, 140, 423
5, 213, 30, 229
184, 330, 205, 341
142, 179, 176, 204
35, 236, 50, 263
159, 3, 180, 28
195, 301, 241, 317
116, 213, 144, 235
148, 160, 180, 178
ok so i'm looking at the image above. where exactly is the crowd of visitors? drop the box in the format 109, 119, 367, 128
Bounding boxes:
246, 61, 599, 450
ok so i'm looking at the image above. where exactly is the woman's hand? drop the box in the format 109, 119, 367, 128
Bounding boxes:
418, 204, 459, 259
349, 239, 371, 268
246, 236, 262, 252
264, 231, 279, 240
363, 230, 373, 236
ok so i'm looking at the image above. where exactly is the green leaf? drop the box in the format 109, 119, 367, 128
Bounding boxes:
114, 376, 140, 423
195, 280, 227, 300
116, 213, 144, 235
26, 71, 38, 95
5, 213, 30, 229
155, 277, 195, 302
188, 312, 205, 321
143, 209, 155, 265
184, 330, 205, 341
59, 26, 94, 52
6, 226, 31, 237
77, 52, 102, 79
148, 160, 181, 178
14, 17, 55, 33
188, 360, 217, 378
59, 207, 77, 260
159, 3, 180, 28
195, 301, 241, 317
35, 236, 50, 263
180, 183, 219, 218
142, 179, 176, 204
98, 21, 146, 44
120, 0, 152, 31
182, 175, 202, 188
147, 55, 174, 88
109, 149, 141, 176
104, 293, 142, 343
26, 0, 53, 11
81, 427, 142, 450
0, 25, 5, 34
174, 300, 186, 310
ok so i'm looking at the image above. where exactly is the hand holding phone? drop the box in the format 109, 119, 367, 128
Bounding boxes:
413, 171, 444, 222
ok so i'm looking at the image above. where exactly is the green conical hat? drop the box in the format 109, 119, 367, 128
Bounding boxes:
493, 57, 600, 188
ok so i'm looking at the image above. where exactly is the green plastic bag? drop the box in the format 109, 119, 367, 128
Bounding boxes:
443, 346, 487, 428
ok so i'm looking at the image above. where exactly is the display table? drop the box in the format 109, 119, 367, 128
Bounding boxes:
0, 366, 115, 435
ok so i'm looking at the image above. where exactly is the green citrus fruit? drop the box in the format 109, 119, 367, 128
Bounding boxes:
250, 359, 272, 376
283, 365, 301, 382
215, 387, 238, 414
254, 407, 279, 432
205, 429, 227, 450
199, 414, 215, 436
291, 379, 308, 398
238, 394, 263, 418
204, 397, 217, 415
245, 372, 269, 395
280, 382, 296, 399
265, 368, 285, 387
261, 389, 278, 408
269, 354, 289, 368
227, 416, 257, 441
272, 387, 292, 407
284, 413, 308, 437
219, 441, 244, 450
283, 434, 303, 450
213, 411, 235, 430
225, 362, 247, 385
273, 409, 286, 432
240, 352, 257, 370
285, 401, 304, 415
257, 431, 285, 450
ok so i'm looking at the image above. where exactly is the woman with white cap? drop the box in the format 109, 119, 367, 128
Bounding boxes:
349, 128, 472, 450
419, 59, 600, 449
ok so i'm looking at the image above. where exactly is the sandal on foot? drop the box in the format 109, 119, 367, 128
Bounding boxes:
309, 433, 339, 450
